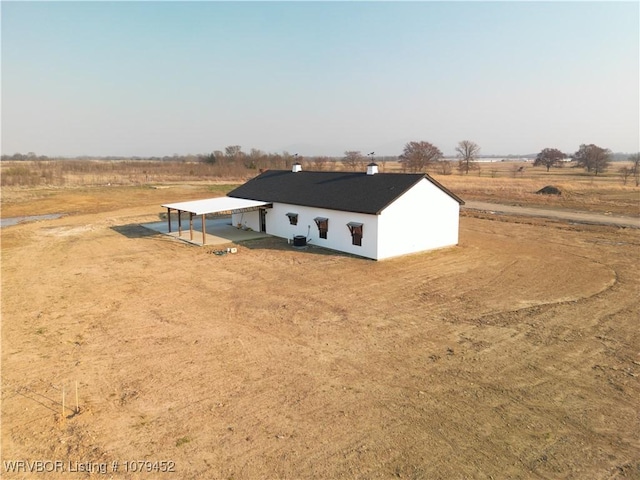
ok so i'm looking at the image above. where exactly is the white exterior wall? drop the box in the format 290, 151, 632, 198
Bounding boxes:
264, 202, 379, 260
228, 178, 460, 260
376, 178, 460, 260
231, 210, 260, 231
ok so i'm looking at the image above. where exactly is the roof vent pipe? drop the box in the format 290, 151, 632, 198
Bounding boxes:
366, 162, 379, 175
292, 162, 302, 173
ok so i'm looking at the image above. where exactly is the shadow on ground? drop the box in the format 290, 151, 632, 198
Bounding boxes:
111, 224, 163, 240
111, 217, 367, 260
113, 216, 267, 246
238, 236, 367, 260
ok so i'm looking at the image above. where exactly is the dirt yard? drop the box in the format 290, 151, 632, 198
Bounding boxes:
1, 185, 639, 479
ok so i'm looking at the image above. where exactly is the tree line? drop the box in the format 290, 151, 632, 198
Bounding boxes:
393, 140, 638, 181
533, 145, 640, 185
533, 144, 612, 174
196, 141, 485, 175
4, 143, 638, 182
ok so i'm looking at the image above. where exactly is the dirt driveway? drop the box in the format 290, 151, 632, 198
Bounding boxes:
464, 200, 640, 228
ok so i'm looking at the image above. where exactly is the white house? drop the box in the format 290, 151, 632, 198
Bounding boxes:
225, 163, 464, 261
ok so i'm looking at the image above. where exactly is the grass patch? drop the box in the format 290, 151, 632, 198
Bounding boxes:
1, 159, 637, 217
176, 436, 191, 447
208, 184, 240, 195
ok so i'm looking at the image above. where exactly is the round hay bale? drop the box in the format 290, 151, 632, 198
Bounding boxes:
536, 185, 562, 195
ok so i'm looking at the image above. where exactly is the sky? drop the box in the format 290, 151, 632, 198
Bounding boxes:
1, 1, 639, 157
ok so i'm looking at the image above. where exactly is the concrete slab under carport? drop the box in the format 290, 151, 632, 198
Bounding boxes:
142, 216, 269, 246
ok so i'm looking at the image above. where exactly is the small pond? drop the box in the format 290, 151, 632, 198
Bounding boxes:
0, 213, 65, 228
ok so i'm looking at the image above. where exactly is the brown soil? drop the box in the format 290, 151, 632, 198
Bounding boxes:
464, 201, 640, 229
1, 189, 639, 479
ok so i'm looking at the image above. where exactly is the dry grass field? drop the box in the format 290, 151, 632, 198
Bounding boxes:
1, 158, 638, 216
1, 161, 639, 479
438, 162, 639, 217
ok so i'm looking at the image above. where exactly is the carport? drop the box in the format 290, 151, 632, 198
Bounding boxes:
160, 197, 271, 245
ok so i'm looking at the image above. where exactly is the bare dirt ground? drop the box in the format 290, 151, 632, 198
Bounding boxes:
464, 201, 640, 229
1, 186, 639, 479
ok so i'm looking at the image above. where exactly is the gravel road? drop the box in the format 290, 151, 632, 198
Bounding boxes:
463, 200, 640, 228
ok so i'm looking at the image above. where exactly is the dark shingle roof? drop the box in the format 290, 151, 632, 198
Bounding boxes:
228, 170, 464, 215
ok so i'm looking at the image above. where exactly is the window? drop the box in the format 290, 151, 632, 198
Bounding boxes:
314, 217, 328, 239
286, 213, 298, 225
347, 222, 363, 246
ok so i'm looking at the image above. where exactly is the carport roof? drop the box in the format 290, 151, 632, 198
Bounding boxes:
162, 197, 270, 215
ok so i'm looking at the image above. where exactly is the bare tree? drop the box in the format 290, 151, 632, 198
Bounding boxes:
244, 148, 267, 169
200, 152, 218, 164
456, 140, 481, 174
342, 151, 366, 171
573, 144, 611, 175
618, 166, 633, 185
213, 150, 224, 160
263, 153, 279, 170
281, 151, 295, 169
224, 145, 244, 164
436, 160, 453, 175
399, 141, 442, 173
533, 148, 566, 172
629, 153, 640, 186
311, 156, 329, 171
198, 150, 225, 165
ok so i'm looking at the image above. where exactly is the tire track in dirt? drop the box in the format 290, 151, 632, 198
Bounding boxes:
3, 210, 639, 479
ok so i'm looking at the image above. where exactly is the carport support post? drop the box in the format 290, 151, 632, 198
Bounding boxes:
189, 213, 193, 241
201, 214, 206, 245
178, 210, 182, 236
167, 208, 172, 233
